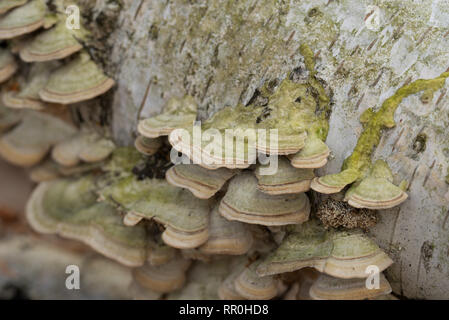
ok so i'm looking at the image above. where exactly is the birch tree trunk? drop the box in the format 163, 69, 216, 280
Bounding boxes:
97, 0, 449, 299
2, 0, 448, 299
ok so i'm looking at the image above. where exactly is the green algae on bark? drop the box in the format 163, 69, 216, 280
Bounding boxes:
343, 71, 449, 174
312, 71, 449, 207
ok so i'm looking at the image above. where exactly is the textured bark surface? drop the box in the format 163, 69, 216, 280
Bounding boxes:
104, 0, 449, 299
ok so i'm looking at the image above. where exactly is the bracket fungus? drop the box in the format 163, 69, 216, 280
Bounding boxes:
309, 273, 392, 300
99, 175, 211, 249
198, 205, 253, 255
0, 103, 22, 132
51, 130, 115, 167
0, 49, 18, 83
343, 160, 408, 210
39, 51, 115, 104
0, 111, 77, 167
219, 172, 310, 226
146, 234, 177, 266
167, 259, 232, 300
166, 164, 236, 199
138, 95, 197, 138
255, 157, 315, 195
168, 44, 331, 170
134, 135, 162, 156
132, 257, 191, 293
289, 135, 330, 169
312, 71, 449, 209
0, 0, 28, 15
19, 22, 85, 62
2, 62, 56, 110
29, 158, 61, 182
25, 176, 148, 267
0, 0, 49, 40
257, 220, 392, 279
234, 261, 279, 300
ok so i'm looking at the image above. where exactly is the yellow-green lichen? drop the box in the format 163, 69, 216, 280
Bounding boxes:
343, 71, 449, 176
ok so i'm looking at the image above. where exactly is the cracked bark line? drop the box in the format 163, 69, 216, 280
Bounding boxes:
106, 0, 449, 299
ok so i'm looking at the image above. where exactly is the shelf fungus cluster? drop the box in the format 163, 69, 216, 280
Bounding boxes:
9, 37, 420, 300
0, 0, 114, 111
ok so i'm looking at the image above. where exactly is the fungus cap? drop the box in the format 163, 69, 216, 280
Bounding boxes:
52, 131, 115, 167
133, 257, 191, 293
324, 230, 393, 279
256, 220, 333, 276
289, 135, 330, 169
344, 160, 408, 209
219, 172, 310, 226
257, 221, 393, 279
0, 111, 77, 167
2, 61, 56, 110
234, 262, 278, 300
29, 158, 60, 182
25, 176, 148, 267
0, 49, 18, 83
138, 96, 197, 138
310, 169, 360, 194
255, 157, 315, 195
166, 164, 236, 199
0, 103, 22, 132
199, 205, 253, 255
0, 0, 28, 15
0, 0, 47, 40
134, 135, 161, 156
20, 22, 84, 62
39, 51, 115, 104
309, 273, 392, 300
99, 176, 210, 249
167, 259, 232, 300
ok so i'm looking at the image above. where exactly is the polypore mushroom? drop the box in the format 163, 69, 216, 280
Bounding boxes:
39, 51, 115, 104
20, 22, 84, 62
219, 172, 310, 226
0, 0, 49, 40
309, 273, 392, 300
218, 263, 247, 300
0, 0, 28, 15
2, 62, 56, 110
0, 49, 18, 83
147, 234, 177, 266
198, 204, 253, 255
0, 111, 77, 167
310, 168, 359, 194
234, 261, 278, 300
29, 158, 60, 182
283, 268, 320, 300
99, 175, 211, 249
0, 103, 22, 132
255, 157, 315, 195
344, 159, 408, 210
132, 256, 191, 293
138, 95, 197, 138
129, 281, 162, 300
51, 130, 115, 167
168, 44, 332, 169
166, 164, 236, 199
257, 220, 393, 279
134, 135, 162, 156
25, 175, 148, 267
167, 259, 233, 300
289, 135, 330, 169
